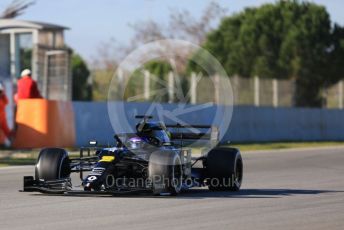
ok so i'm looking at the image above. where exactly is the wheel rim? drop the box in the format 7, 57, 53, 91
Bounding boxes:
171, 156, 182, 193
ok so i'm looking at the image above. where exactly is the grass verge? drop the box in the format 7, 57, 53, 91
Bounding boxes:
0, 158, 36, 167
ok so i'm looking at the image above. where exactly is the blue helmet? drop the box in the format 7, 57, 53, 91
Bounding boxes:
126, 137, 147, 149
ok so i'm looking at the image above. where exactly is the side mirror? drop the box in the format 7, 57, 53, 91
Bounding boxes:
89, 140, 98, 146
114, 135, 123, 147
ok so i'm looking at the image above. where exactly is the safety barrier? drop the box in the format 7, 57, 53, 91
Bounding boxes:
72, 102, 344, 146
13, 99, 75, 148
9, 100, 344, 148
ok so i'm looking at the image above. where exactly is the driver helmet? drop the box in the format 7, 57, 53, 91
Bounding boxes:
126, 137, 146, 149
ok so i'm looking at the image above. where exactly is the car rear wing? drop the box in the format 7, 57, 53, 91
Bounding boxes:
166, 124, 219, 146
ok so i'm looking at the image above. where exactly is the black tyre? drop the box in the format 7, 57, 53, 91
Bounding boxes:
149, 150, 183, 195
35, 148, 70, 180
206, 147, 243, 191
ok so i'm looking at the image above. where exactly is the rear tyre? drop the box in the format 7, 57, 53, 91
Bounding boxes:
206, 147, 243, 191
35, 148, 70, 180
149, 150, 183, 196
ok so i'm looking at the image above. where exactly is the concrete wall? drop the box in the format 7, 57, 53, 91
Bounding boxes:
73, 102, 114, 147
225, 106, 344, 142
72, 102, 344, 146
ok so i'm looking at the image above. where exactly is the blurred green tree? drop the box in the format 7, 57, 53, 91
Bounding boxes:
189, 0, 344, 107
72, 54, 92, 101
129, 61, 173, 102
145, 60, 173, 102
143, 60, 172, 77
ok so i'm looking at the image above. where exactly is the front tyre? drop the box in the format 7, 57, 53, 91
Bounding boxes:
35, 148, 70, 180
149, 150, 183, 196
206, 147, 243, 191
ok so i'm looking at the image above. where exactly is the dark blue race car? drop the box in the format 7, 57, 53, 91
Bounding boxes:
22, 116, 243, 196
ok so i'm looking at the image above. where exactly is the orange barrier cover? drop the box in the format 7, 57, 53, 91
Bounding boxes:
13, 99, 76, 148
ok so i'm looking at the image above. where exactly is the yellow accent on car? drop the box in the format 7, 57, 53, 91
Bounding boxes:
99, 156, 115, 162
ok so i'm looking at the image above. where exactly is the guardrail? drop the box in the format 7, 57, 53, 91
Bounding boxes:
11, 100, 344, 148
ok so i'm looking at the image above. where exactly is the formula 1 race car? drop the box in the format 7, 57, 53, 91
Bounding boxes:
22, 116, 243, 196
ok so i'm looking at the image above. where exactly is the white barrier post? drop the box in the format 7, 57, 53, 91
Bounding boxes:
233, 75, 239, 105
144, 70, 150, 100
254, 76, 260, 106
117, 68, 124, 99
273, 79, 278, 107
191, 72, 197, 104
214, 74, 220, 104
168, 71, 174, 103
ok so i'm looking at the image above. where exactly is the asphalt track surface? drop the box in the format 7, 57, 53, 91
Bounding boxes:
0, 147, 343, 230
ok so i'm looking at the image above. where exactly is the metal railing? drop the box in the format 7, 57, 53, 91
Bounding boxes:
97, 70, 344, 109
